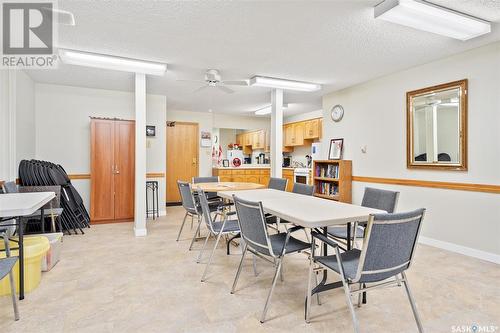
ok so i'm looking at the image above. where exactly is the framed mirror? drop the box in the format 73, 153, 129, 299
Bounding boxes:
407, 79, 467, 170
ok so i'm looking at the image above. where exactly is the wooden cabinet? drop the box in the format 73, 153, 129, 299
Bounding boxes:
91, 119, 135, 223
284, 124, 294, 146
213, 168, 270, 185
252, 130, 265, 149
312, 160, 352, 203
284, 122, 305, 147
282, 169, 294, 192
304, 119, 320, 139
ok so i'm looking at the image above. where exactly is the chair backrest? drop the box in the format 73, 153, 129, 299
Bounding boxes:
19, 186, 61, 209
233, 195, 275, 257
192, 176, 219, 183
196, 188, 216, 231
292, 183, 314, 196
268, 177, 287, 191
361, 187, 399, 213
354, 208, 425, 283
177, 181, 197, 214
2, 181, 18, 193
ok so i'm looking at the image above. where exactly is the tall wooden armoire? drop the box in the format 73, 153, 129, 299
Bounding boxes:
90, 118, 135, 223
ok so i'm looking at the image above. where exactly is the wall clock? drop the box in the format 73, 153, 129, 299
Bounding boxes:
330, 104, 344, 122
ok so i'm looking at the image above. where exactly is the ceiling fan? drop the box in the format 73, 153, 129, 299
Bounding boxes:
177, 69, 248, 94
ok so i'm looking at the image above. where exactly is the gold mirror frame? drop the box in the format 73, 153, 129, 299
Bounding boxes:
406, 79, 468, 171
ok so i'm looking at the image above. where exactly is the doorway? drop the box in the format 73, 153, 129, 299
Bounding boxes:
166, 121, 199, 203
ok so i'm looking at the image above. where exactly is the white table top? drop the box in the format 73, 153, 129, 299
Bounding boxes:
0, 192, 56, 217
217, 189, 385, 228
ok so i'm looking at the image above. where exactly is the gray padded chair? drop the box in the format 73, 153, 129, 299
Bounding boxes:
306, 209, 426, 333
231, 195, 310, 323
192, 176, 220, 202
268, 177, 288, 191
176, 181, 201, 242
0, 228, 20, 321
328, 187, 399, 247
196, 188, 240, 282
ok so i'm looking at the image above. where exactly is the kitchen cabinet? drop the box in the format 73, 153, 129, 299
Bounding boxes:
284, 124, 294, 146
304, 118, 320, 139
282, 169, 294, 192
213, 168, 270, 185
284, 122, 304, 147
252, 130, 265, 149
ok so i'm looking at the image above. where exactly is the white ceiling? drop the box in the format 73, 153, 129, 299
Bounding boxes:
26, 0, 500, 117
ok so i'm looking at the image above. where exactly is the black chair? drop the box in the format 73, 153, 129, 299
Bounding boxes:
231, 195, 310, 323
306, 209, 426, 333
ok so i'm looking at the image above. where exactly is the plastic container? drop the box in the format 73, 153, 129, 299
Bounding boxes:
0, 236, 49, 295
26, 233, 63, 271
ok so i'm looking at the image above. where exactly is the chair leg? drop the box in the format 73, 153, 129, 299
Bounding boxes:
8, 269, 19, 321
260, 258, 283, 323
279, 257, 284, 282
196, 231, 212, 263
189, 215, 202, 251
190, 214, 194, 229
341, 281, 359, 333
305, 254, 314, 323
201, 230, 224, 282
314, 272, 321, 306
252, 254, 258, 276
176, 212, 188, 241
231, 244, 248, 294
357, 283, 362, 307
401, 272, 424, 333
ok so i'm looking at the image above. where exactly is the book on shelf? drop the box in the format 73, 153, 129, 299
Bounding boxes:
315, 164, 339, 179
316, 181, 339, 196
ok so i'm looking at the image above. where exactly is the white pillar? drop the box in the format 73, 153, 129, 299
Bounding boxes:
270, 89, 283, 178
134, 73, 147, 237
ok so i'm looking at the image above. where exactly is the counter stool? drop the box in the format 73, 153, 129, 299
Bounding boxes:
146, 181, 159, 219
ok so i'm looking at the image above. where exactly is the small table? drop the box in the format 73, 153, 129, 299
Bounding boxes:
192, 182, 266, 192
0, 192, 55, 300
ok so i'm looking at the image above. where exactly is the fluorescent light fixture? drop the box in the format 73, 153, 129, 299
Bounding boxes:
374, 0, 491, 41
249, 76, 320, 92
58, 49, 167, 76
255, 103, 289, 116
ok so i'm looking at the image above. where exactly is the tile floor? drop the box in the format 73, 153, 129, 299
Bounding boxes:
0, 206, 499, 332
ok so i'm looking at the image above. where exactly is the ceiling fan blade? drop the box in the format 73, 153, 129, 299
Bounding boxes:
217, 86, 234, 94
193, 85, 209, 93
221, 80, 248, 86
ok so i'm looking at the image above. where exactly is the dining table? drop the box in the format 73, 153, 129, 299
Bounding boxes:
191, 181, 266, 192
216, 188, 386, 315
0, 191, 55, 300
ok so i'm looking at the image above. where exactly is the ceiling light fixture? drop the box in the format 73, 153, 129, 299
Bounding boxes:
254, 103, 289, 116
58, 49, 167, 76
374, 0, 491, 41
249, 76, 321, 92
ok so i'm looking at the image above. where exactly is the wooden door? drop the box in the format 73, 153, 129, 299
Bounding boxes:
91, 119, 115, 221
166, 122, 199, 203
114, 120, 135, 220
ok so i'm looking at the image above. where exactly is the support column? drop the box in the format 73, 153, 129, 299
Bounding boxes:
134, 73, 147, 237
270, 89, 283, 178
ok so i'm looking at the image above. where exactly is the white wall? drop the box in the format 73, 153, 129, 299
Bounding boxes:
166, 110, 271, 176
322, 42, 500, 260
34, 83, 167, 213
15, 71, 36, 166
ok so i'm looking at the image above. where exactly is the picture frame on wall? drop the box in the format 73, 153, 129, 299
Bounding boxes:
328, 138, 344, 160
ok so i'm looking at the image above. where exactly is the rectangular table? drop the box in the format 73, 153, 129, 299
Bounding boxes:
0, 192, 56, 300
217, 189, 385, 309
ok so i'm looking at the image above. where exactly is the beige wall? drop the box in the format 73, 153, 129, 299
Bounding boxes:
34, 83, 167, 213
322, 42, 500, 261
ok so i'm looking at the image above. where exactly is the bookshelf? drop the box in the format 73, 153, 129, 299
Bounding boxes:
312, 160, 352, 203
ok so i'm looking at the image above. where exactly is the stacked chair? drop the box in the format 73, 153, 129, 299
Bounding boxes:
17, 159, 90, 234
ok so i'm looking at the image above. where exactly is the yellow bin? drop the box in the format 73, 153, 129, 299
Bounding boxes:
0, 236, 50, 295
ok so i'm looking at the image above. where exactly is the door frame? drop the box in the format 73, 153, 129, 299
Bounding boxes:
166, 121, 199, 204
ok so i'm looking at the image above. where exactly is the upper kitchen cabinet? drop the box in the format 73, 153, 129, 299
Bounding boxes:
252, 130, 266, 149
304, 118, 321, 139
284, 122, 304, 147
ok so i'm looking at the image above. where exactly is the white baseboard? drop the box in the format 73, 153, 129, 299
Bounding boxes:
134, 227, 147, 237
419, 236, 500, 264
159, 209, 167, 217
